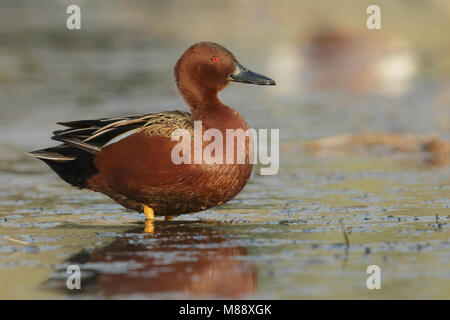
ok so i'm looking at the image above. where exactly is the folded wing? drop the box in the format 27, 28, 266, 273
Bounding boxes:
29, 111, 192, 188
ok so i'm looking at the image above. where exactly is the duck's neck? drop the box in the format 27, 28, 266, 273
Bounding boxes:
184, 89, 222, 119
181, 87, 248, 130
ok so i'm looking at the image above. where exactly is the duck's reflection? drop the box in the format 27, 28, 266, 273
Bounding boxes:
62, 221, 256, 298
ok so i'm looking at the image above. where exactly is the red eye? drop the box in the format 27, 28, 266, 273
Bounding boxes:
212, 56, 220, 63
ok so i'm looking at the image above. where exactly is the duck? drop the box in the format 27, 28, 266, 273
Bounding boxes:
29, 42, 276, 220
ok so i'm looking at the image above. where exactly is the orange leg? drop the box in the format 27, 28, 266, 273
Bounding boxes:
144, 205, 155, 220
143, 205, 155, 233
164, 216, 173, 221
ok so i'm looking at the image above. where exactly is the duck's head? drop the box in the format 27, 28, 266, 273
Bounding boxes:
175, 42, 275, 104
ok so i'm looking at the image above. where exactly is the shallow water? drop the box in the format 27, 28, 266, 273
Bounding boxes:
0, 0, 449, 299
1, 145, 449, 299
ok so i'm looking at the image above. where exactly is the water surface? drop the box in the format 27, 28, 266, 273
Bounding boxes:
0, 0, 449, 299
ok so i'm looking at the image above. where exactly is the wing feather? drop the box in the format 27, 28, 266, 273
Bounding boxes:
51, 111, 192, 154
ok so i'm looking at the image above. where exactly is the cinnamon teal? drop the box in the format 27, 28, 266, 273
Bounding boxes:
29, 42, 276, 220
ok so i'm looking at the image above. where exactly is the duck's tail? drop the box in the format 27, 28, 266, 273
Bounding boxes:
28, 145, 98, 189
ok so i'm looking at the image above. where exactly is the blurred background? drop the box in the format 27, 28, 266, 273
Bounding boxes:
1, 0, 449, 149
0, 0, 449, 299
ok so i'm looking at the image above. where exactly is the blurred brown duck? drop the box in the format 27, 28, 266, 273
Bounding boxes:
29, 42, 275, 220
